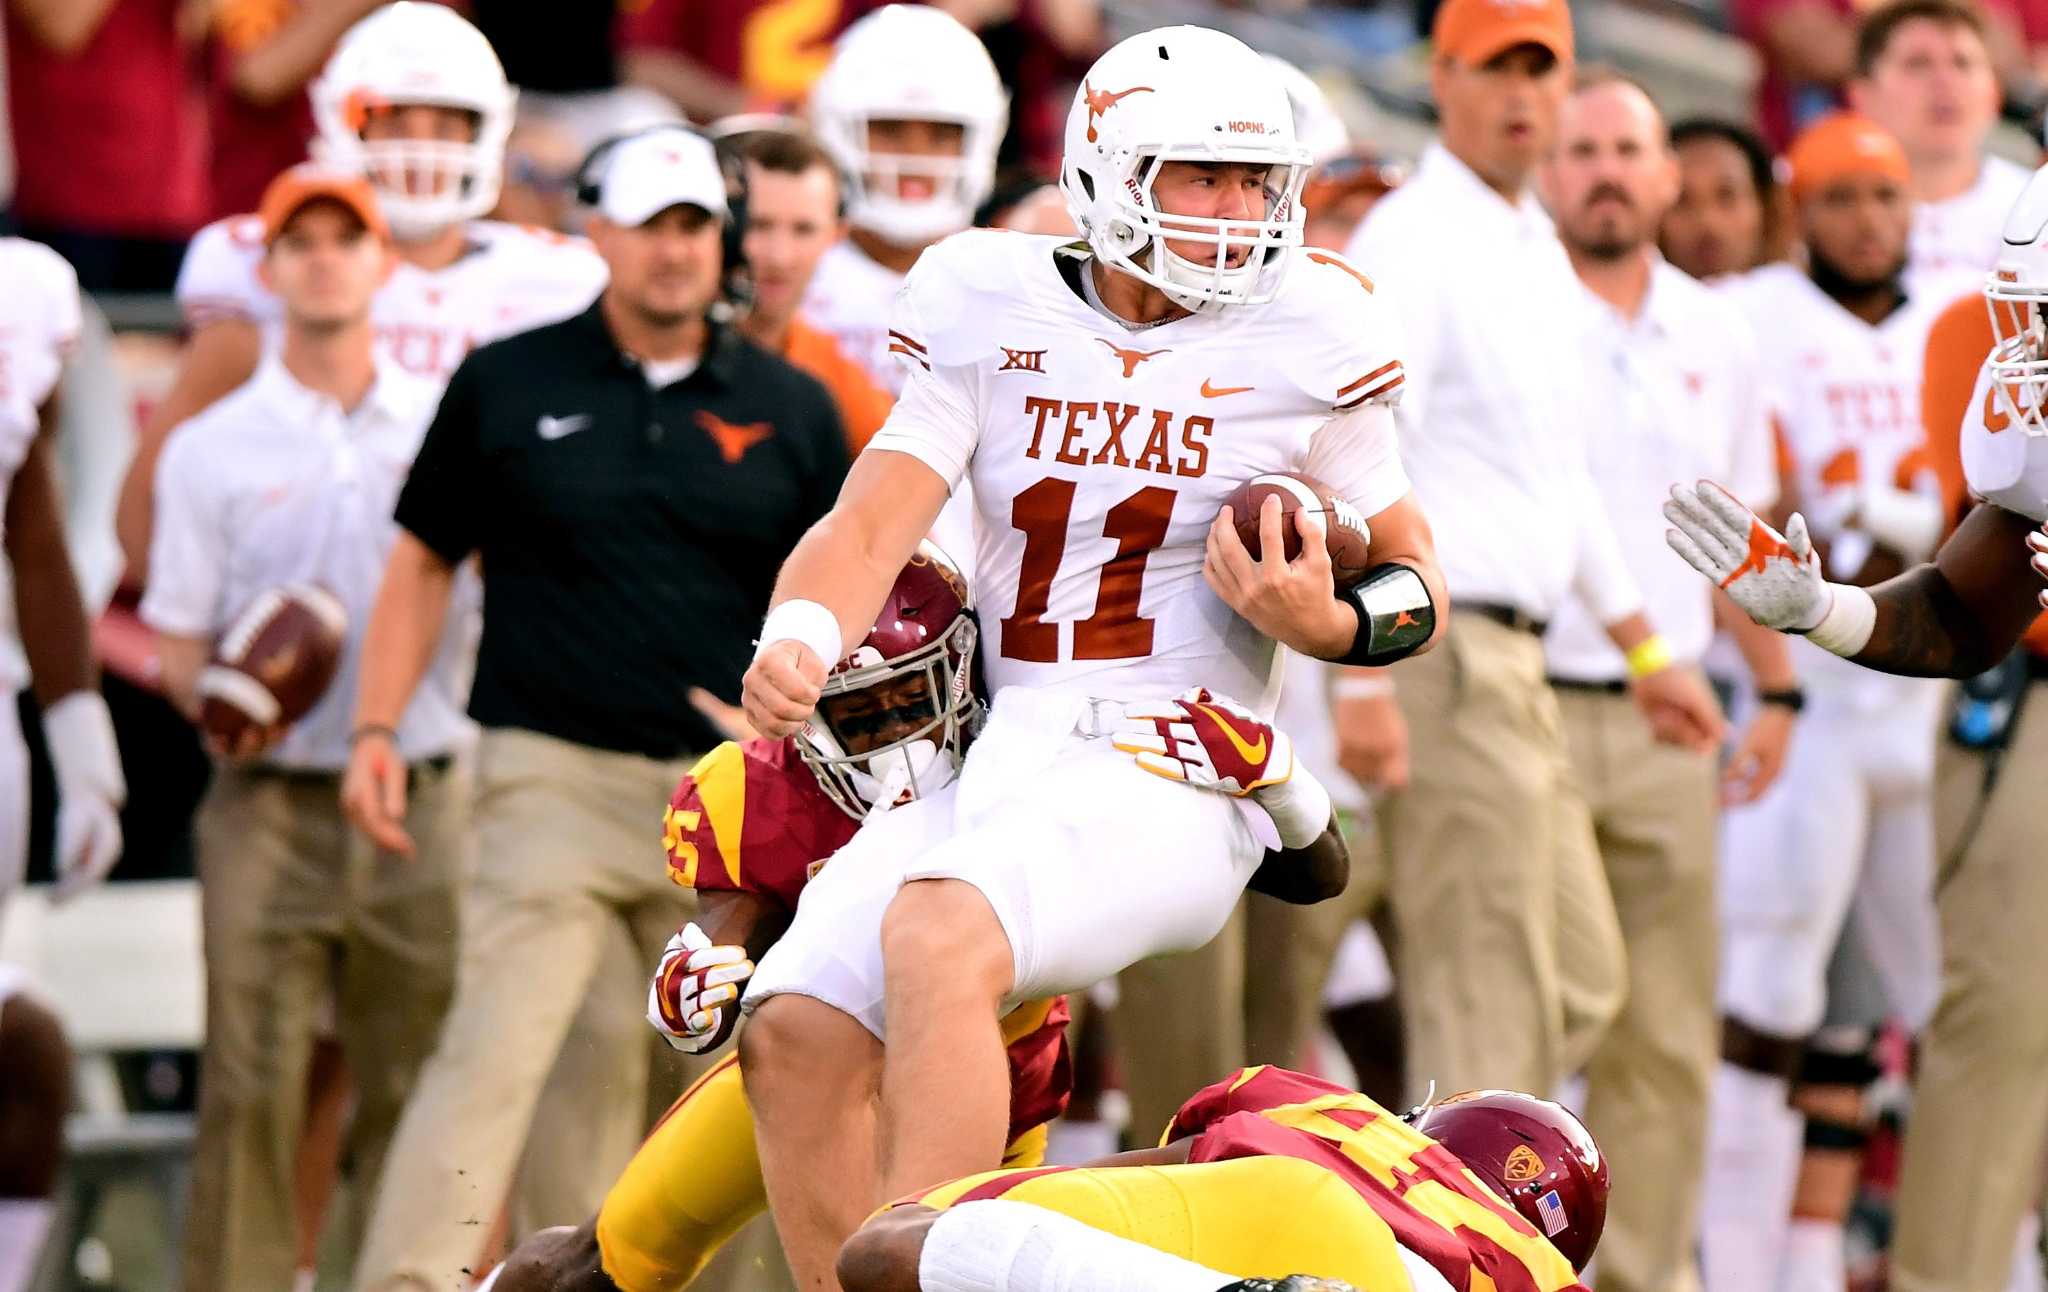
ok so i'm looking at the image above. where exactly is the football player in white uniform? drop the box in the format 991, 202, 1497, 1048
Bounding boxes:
0, 239, 125, 912
1672, 110, 1968, 1292
1672, 165, 2048, 1292
115, 1, 608, 580
736, 27, 1444, 1287
801, 5, 1008, 394
0, 239, 125, 1291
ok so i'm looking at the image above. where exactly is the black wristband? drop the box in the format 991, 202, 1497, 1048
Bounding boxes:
1333, 563, 1435, 666
1757, 687, 1805, 713
349, 723, 399, 748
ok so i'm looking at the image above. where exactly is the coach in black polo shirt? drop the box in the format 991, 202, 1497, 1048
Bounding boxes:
341, 125, 846, 1284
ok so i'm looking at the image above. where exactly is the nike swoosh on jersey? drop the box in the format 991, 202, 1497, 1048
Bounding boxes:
537, 413, 593, 440
1193, 702, 1267, 764
1200, 379, 1254, 398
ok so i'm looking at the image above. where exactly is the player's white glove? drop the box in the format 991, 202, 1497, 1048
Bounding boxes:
43, 691, 125, 903
1664, 481, 1877, 658
646, 923, 753, 1054
1663, 481, 1830, 631
1111, 688, 1332, 849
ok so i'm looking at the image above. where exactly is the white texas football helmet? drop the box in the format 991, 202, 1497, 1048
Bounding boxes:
1061, 27, 1312, 311
809, 5, 1009, 247
311, 3, 517, 241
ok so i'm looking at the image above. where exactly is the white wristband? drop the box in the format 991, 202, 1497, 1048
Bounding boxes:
1257, 753, 1335, 850
755, 599, 843, 670
1803, 583, 1876, 658
43, 690, 126, 804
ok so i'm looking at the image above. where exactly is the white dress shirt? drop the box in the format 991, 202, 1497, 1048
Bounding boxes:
1906, 154, 2030, 304
1544, 260, 1779, 682
142, 354, 475, 771
1345, 144, 1643, 627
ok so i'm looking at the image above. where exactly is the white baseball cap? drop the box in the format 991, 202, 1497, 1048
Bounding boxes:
595, 127, 728, 226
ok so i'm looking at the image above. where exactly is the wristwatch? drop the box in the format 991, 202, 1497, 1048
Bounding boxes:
1757, 687, 1806, 713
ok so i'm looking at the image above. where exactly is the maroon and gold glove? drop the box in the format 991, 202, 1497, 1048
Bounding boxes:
1111, 687, 1293, 796
1110, 688, 1333, 848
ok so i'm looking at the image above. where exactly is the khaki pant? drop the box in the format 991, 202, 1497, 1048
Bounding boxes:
1115, 812, 1379, 1144
1380, 616, 1626, 1101
1557, 686, 1718, 1292
353, 728, 703, 1292
182, 759, 467, 1292
1892, 689, 2048, 1292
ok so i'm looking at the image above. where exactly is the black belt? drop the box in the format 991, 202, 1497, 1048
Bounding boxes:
2026, 653, 2048, 682
1461, 601, 1549, 636
1547, 676, 1628, 695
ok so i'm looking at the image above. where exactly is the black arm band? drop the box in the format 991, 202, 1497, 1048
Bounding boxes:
1332, 563, 1435, 666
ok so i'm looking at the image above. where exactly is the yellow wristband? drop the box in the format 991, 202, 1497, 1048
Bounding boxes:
1624, 634, 1674, 679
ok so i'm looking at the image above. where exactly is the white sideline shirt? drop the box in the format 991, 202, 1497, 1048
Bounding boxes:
142, 355, 475, 771
1545, 260, 1778, 682
1345, 143, 1643, 628
1907, 154, 2030, 304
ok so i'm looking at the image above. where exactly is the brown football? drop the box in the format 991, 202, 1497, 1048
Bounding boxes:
197, 583, 348, 746
1221, 471, 1374, 589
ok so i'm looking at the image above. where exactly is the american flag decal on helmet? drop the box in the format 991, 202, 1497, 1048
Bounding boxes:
1535, 1188, 1568, 1238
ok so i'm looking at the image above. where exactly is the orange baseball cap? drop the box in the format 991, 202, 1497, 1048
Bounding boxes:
1786, 113, 1910, 202
1434, 0, 1574, 65
257, 163, 390, 245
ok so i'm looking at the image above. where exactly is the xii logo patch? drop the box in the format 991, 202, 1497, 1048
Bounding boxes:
999, 347, 1048, 375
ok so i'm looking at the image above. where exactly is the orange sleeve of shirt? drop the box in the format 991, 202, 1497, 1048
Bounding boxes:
1922, 290, 1995, 533
784, 317, 895, 454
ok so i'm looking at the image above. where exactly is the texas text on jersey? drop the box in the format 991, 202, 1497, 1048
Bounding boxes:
870, 228, 1409, 716
175, 216, 606, 382
661, 735, 1072, 1145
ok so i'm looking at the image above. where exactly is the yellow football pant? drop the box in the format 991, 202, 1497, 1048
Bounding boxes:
913, 1157, 1413, 1288
596, 1054, 1050, 1292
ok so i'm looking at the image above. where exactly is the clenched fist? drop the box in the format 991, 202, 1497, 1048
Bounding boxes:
741, 640, 828, 739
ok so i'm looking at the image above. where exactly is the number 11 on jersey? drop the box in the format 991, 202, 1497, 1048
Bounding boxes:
1002, 476, 1177, 663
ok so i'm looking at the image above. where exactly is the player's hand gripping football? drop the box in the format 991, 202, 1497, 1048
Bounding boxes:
1205, 495, 1356, 658
742, 641, 828, 739
647, 923, 754, 1054
1112, 688, 1294, 797
1664, 481, 1831, 633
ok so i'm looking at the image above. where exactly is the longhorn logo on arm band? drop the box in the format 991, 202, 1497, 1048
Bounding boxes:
1335, 563, 1434, 666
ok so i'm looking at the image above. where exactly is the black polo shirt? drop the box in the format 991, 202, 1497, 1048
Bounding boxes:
396, 302, 848, 758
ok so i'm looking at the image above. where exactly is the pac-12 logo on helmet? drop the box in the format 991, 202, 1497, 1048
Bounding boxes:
310, 2, 517, 241
797, 542, 983, 819
807, 5, 1009, 248
1410, 1089, 1610, 1272
1059, 27, 1312, 312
